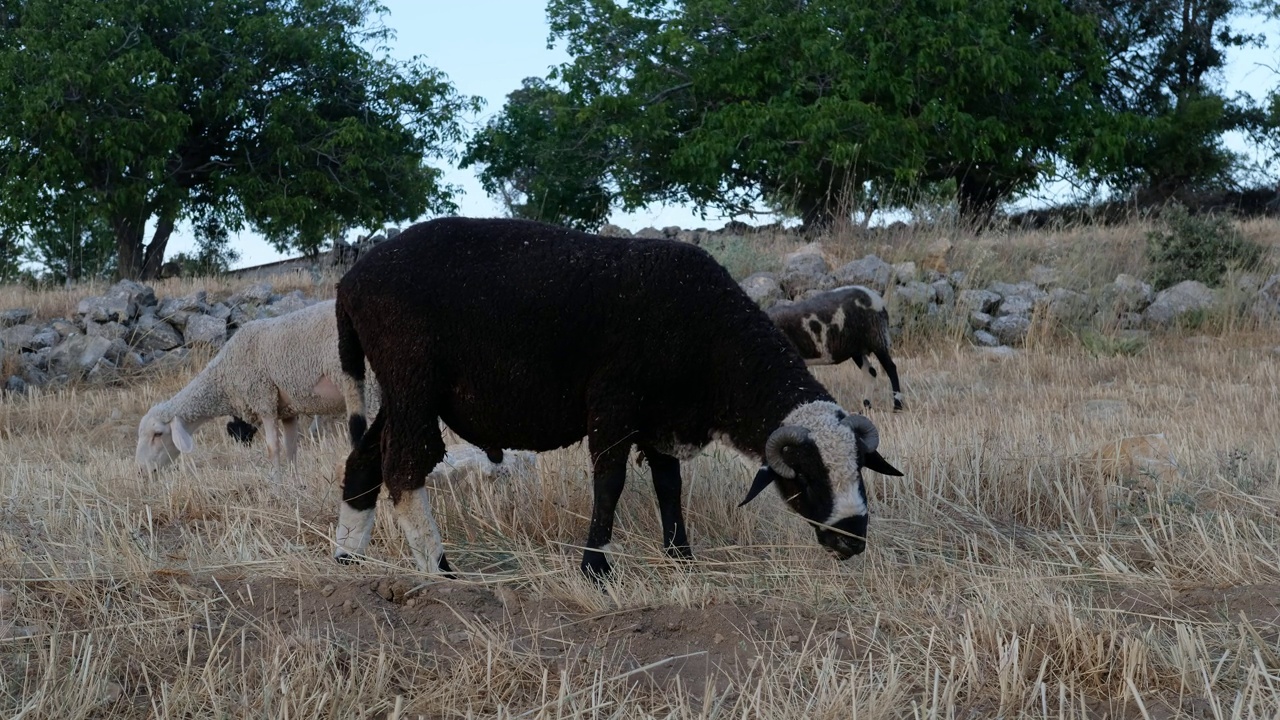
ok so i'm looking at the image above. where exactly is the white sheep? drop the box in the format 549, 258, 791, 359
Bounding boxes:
136, 299, 376, 474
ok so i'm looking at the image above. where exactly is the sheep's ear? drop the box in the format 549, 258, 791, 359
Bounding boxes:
739, 467, 776, 507
170, 418, 195, 453
862, 451, 903, 477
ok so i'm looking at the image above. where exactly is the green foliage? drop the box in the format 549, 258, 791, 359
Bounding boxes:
1074, 0, 1264, 195
168, 218, 241, 277
529, 0, 1107, 228
0, 0, 480, 279
0, 229, 20, 284
1145, 205, 1264, 289
21, 214, 118, 285
462, 78, 613, 231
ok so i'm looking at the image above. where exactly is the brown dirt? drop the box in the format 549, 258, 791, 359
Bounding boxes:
179, 572, 861, 697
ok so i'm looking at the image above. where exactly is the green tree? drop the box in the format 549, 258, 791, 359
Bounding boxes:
528, 0, 1106, 229
462, 78, 613, 231
0, 0, 480, 280
19, 200, 118, 284
1076, 0, 1266, 195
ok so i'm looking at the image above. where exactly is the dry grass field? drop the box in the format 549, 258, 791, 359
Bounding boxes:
1, 221, 1279, 718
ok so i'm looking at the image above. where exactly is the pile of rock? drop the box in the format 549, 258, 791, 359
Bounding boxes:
736, 244, 1280, 352
1, 280, 322, 394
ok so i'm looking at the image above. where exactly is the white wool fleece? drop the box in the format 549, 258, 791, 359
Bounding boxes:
135, 300, 377, 472
782, 400, 867, 523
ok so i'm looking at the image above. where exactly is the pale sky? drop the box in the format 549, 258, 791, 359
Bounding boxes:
164, 1, 1280, 269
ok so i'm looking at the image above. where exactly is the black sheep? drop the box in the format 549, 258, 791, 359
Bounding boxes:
332, 217, 903, 579
767, 286, 904, 411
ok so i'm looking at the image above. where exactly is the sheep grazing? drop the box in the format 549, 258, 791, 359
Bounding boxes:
136, 300, 371, 474
766, 286, 904, 411
332, 217, 903, 580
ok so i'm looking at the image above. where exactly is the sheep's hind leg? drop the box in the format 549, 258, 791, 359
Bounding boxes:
874, 348, 905, 411
335, 410, 386, 564
384, 410, 452, 575
637, 446, 692, 561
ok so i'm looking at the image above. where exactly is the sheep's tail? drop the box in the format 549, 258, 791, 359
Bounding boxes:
336, 293, 369, 445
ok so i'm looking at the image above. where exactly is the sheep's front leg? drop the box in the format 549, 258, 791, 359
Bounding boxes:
335, 411, 385, 564
384, 412, 452, 574
637, 446, 692, 561
581, 433, 632, 581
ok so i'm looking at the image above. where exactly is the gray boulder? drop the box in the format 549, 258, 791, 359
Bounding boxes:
1044, 288, 1093, 324
599, 224, 632, 238
996, 295, 1034, 317
183, 314, 227, 347
969, 312, 993, 330
973, 330, 1001, 347
1101, 274, 1155, 313
28, 328, 60, 351
48, 335, 114, 376
740, 272, 783, 309
1143, 280, 1217, 327
86, 321, 129, 342
130, 315, 183, 352
0, 324, 37, 351
957, 289, 1001, 315
0, 308, 34, 328
4, 375, 26, 395
634, 227, 665, 240
1251, 274, 1280, 320
833, 255, 893, 294
990, 315, 1032, 346
893, 281, 936, 311
77, 293, 135, 323
778, 252, 835, 299
108, 279, 157, 309
49, 319, 78, 339
892, 261, 919, 284
931, 280, 955, 308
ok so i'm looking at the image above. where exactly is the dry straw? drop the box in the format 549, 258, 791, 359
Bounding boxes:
1, 219, 1279, 717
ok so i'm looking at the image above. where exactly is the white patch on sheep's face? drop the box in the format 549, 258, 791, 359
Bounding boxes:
782, 400, 867, 524
392, 487, 446, 574
135, 408, 183, 472
334, 502, 375, 558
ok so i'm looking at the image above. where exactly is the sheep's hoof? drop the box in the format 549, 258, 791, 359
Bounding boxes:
334, 551, 362, 566
665, 545, 694, 562
862, 399, 872, 410
437, 553, 458, 580
580, 553, 613, 585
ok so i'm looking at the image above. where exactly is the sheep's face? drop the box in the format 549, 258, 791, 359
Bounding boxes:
136, 409, 195, 473
741, 401, 902, 559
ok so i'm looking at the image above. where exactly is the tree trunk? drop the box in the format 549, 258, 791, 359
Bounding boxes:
956, 170, 1004, 231
113, 215, 145, 280
140, 209, 176, 281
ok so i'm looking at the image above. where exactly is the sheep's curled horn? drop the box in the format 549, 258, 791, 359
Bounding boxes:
840, 413, 879, 453
764, 425, 810, 479
739, 425, 810, 508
